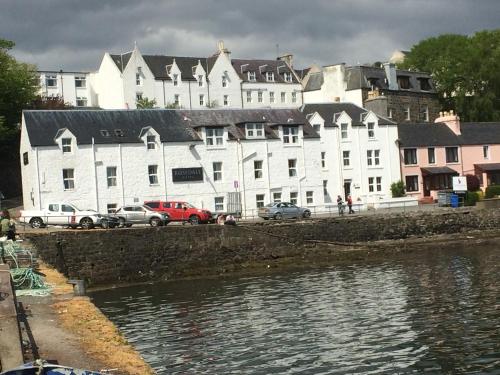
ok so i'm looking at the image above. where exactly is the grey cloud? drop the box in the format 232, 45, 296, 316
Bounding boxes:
1, 0, 499, 71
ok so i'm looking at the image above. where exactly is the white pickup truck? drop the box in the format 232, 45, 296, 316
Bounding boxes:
21, 202, 104, 229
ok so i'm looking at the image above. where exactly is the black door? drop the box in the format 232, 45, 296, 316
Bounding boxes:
344, 180, 351, 201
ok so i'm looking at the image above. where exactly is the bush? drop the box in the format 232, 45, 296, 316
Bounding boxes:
391, 180, 406, 198
464, 191, 480, 206
466, 174, 480, 191
485, 185, 500, 199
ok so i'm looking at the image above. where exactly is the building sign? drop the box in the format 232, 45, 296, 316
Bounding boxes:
452, 176, 467, 191
172, 167, 203, 182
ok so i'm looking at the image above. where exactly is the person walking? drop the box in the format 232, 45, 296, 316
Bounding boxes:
347, 195, 355, 214
337, 195, 345, 216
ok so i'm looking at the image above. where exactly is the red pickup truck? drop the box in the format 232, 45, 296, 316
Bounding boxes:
144, 201, 213, 224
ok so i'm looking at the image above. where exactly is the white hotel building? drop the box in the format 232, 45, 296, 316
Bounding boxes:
20, 105, 401, 216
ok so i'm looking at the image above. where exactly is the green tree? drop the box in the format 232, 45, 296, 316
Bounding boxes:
136, 97, 157, 109
390, 180, 406, 198
400, 30, 500, 121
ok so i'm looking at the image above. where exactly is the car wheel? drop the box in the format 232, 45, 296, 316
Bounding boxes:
303, 210, 311, 218
30, 217, 44, 229
108, 223, 116, 229
118, 217, 126, 228
150, 217, 161, 227
80, 217, 94, 230
189, 215, 200, 225
126, 224, 133, 228
263, 217, 269, 220
101, 219, 109, 229
274, 212, 283, 220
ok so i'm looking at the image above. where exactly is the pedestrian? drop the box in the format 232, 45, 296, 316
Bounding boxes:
1, 210, 10, 238
337, 195, 345, 216
7, 218, 16, 240
217, 213, 225, 225
224, 214, 236, 226
347, 195, 354, 214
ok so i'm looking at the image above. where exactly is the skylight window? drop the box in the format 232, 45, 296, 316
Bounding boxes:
114, 129, 124, 137
100, 130, 110, 137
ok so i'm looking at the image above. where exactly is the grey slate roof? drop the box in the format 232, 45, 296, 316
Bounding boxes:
109, 53, 132, 72
459, 122, 500, 145
23, 108, 318, 147
345, 65, 435, 93
231, 59, 299, 84
304, 72, 323, 92
421, 166, 458, 175
301, 103, 396, 127
475, 163, 500, 172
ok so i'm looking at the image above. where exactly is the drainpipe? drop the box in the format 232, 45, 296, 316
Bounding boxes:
238, 139, 247, 218
162, 141, 167, 200
265, 141, 272, 201
240, 81, 244, 108
119, 144, 125, 206
92, 137, 99, 212
35, 147, 42, 209
59, 70, 64, 102
459, 146, 464, 175
162, 80, 166, 107
188, 80, 192, 109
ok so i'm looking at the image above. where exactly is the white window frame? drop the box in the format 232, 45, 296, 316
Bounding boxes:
283, 126, 298, 144
248, 72, 256, 81
483, 145, 490, 159
206, 127, 224, 147
136, 71, 142, 86
214, 196, 224, 211
273, 192, 282, 203
213, 162, 222, 181
76, 97, 87, 107
404, 148, 418, 165
256, 194, 265, 208
376, 176, 382, 192
290, 192, 298, 205
306, 191, 314, 204
292, 92, 297, 103
367, 122, 375, 139
246, 91, 252, 103
323, 180, 328, 197
198, 75, 203, 87
258, 91, 263, 103
75, 76, 86, 88
428, 148, 435, 164
367, 149, 380, 166
107, 166, 117, 187
136, 92, 143, 101
321, 151, 326, 168
147, 135, 156, 150
281, 92, 286, 103
269, 91, 275, 103
174, 94, 180, 107
223, 95, 229, 106
341, 123, 348, 139
254, 160, 263, 179
222, 75, 227, 87
148, 165, 159, 185
284, 72, 292, 83
107, 203, 118, 213
368, 177, 374, 192
288, 159, 297, 177
404, 106, 411, 121
246, 123, 264, 139
173, 74, 178, 86
343, 150, 350, 167
199, 94, 205, 106
63, 169, 74, 190
62, 138, 72, 153
266, 72, 274, 82
46, 75, 57, 87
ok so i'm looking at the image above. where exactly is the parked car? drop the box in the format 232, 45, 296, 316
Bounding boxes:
99, 214, 120, 229
144, 201, 213, 224
113, 205, 170, 227
258, 202, 311, 220
20, 202, 104, 229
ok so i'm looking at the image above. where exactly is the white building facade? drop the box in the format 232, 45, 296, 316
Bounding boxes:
38, 71, 95, 107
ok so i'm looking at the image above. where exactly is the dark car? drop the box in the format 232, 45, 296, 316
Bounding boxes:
258, 202, 311, 220
99, 214, 120, 229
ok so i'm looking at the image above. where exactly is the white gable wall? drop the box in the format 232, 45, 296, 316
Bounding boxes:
91, 53, 125, 109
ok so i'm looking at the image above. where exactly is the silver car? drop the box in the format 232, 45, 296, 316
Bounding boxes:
114, 205, 169, 227
258, 202, 311, 220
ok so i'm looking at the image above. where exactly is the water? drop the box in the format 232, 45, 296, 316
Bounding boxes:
91, 244, 500, 374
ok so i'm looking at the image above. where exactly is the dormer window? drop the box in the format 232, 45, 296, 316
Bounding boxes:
397, 75, 411, 90
266, 72, 274, 82
246, 123, 264, 139
147, 135, 156, 150
283, 126, 298, 144
100, 130, 110, 137
367, 122, 375, 138
248, 71, 256, 81
173, 74, 178, 86
62, 138, 72, 153
418, 78, 431, 91
114, 129, 124, 137
206, 127, 224, 147
367, 78, 378, 90
284, 72, 292, 82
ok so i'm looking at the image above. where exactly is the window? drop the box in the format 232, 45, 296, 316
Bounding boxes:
368, 177, 374, 192
107, 167, 117, 187
75, 76, 86, 88
213, 162, 222, 181
404, 106, 411, 121
148, 165, 159, 185
136, 71, 142, 86
100, 130, 110, 137
397, 75, 410, 89
284, 72, 292, 82
418, 78, 431, 91
247, 72, 256, 81
343, 151, 350, 167
147, 135, 156, 150
313, 124, 320, 133
23, 152, 28, 165
273, 192, 282, 203
376, 177, 382, 192
222, 75, 227, 87
174, 94, 180, 106
107, 203, 118, 213
266, 72, 274, 82
306, 191, 314, 204
405, 175, 419, 192
387, 108, 393, 118
206, 127, 224, 146
63, 169, 74, 190
48, 204, 59, 212
292, 92, 297, 103
323, 180, 328, 196
321, 151, 326, 168
367, 150, 380, 166
214, 197, 224, 211
46, 75, 57, 87
198, 75, 203, 87
199, 94, 205, 106
288, 159, 297, 177
76, 97, 87, 107
254, 160, 263, 179
258, 91, 263, 103
428, 148, 435, 164
290, 192, 298, 205
446, 147, 459, 163
483, 145, 489, 159
420, 106, 429, 122
173, 74, 178, 86
281, 92, 286, 103
114, 129, 124, 137
269, 91, 275, 103
341, 123, 348, 139
246, 91, 252, 103
367, 122, 375, 138
136, 92, 143, 101
246, 123, 264, 138
283, 126, 298, 144
256, 194, 265, 208
223, 95, 229, 106
62, 138, 72, 153
404, 148, 417, 165
61, 204, 74, 213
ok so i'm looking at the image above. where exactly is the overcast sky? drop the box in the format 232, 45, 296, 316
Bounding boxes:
1, 0, 499, 72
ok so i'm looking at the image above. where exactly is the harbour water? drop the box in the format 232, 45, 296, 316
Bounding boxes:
91, 244, 500, 374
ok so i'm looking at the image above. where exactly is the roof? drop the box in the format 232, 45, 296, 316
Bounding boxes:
345, 65, 436, 93
398, 123, 459, 147
459, 122, 500, 145
22, 108, 318, 147
109, 52, 132, 72
421, 166, 459, 175
231, 59, 299, 84
301, 103, 396, 127
474, 163, 500, 172
304, 72, 324, 92
294, 67, 311, 81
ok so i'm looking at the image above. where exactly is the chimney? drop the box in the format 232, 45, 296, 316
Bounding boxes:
278, 54, 293, 68
435, 109, 461, 135
383, 63, 398, 90
216, 40, 231, 57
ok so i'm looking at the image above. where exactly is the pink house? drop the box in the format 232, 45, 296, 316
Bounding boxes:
398, 111, 500, 200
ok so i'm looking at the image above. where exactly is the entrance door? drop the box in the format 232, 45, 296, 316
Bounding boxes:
343, 180, 351, 201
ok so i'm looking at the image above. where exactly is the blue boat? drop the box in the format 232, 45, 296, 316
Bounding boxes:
0, 360, 102, 375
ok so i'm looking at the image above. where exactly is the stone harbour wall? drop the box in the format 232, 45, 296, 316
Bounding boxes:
25, 208, 500, 287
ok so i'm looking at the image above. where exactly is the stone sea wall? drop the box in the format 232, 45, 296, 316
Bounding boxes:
25, 208, 500, 286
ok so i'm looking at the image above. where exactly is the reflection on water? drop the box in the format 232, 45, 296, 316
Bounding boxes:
91, 244, 500, 374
